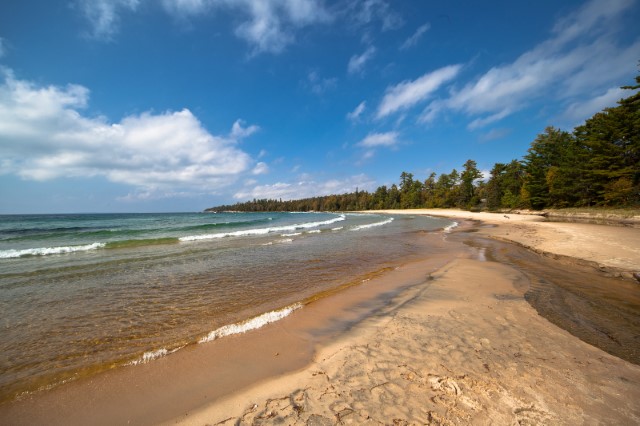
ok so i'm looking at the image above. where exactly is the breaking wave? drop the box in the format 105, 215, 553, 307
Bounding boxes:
0, 242, 106, 259
443, 221, 459, 233
198, 304, 302, 343
351, 217, 394, 231
127, 346, 184, 366
179, 215, 346, 242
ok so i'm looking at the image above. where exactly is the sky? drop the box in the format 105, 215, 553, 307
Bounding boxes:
0, 0, 639, 213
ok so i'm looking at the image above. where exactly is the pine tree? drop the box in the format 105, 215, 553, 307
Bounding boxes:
459, 159, 482, 208
574, 72, 640, 206
523, 127, 574, 209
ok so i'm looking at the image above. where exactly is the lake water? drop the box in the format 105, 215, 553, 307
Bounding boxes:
0, 211, 453, 402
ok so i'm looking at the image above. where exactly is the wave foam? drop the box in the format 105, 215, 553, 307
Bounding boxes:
351, 217, 394, 231
180, 215, 345, 242
0, 242, 106, 259
443, 221, 459, 233
198, 304, 302, 344
127, 346, 184, 366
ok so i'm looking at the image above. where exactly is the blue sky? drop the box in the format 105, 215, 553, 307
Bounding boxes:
0, 0, 639, 213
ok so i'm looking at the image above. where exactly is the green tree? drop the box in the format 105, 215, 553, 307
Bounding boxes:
432, 169, 459, 207
573, 73, 640, 206
423, 172, 437, 207
387, 184, 401, 209
459, 159, 482, 208
523, 127, 576, 209
485, 160, 528, 210
372, 185, 388, 209
486, 163, 507, 210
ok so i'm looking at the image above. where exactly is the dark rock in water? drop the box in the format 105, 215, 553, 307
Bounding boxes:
634, 272, 640, 282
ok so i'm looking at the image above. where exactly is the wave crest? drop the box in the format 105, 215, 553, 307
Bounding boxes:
198, 303, 302, 343
0, 242, 105, 259
180, 215, 346, 242
351, 217, 394, 231
443, 221, 459, 233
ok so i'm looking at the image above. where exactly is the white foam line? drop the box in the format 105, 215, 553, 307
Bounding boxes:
0, 242, 106, 259
198, 303, 302, 344
129, 302, 300, 365
180, 215, 345, 242
351, 217, 394, 231
443, 221, 459, 233
127, 346, 185, 366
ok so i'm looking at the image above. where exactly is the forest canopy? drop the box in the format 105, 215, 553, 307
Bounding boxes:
208, 72, 640, 213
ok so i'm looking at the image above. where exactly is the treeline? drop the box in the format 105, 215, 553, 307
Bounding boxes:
208, 192, 370, 212
208, 73, 639, 213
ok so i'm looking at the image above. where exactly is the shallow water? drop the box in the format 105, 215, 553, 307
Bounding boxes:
454, 226, 640, 365
0, 212, 452, 402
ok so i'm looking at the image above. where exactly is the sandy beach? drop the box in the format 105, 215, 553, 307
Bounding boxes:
173, 209, 640, 425
2, 210, 639, 425
376, 209, 640, 276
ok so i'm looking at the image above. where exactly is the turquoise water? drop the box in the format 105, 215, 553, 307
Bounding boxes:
0, 212, 453, 402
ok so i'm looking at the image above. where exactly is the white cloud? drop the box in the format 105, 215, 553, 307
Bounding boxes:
75, 0, 140, 40
550, 0, 633, 46
252, 161, 269, 175
467, 109, 510, 131
162, 0, 332, 54
479, 128, 512, 142
307, 71, 338, 95
0, 70, 256, 195
78, 0, 405, 56
357, 131, 399, 148
162, 0, 209, 15
117, 188, 210, 202
400, 23, 430, 50
234, 174, 375, 201
230, 119, 260, 139
350, 0, 403, 31
347, 101, 366, 121
424, 0, 639, 128
418, 99, 443, 124
563, 86, 626, 123
376, 65, 461, 118
348, 46, 376, 74
359, 149, 375, 163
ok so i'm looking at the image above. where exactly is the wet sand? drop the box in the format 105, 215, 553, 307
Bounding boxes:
2, 210, 640, 425
174, 211, 640, 425
373, 208, 640, 275
0, 232, 459, 425
188, 258, 640, 425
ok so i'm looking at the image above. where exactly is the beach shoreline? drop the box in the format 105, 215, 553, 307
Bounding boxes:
2, 210, 639, 425
171, 210, 640, 425
369, 208, 640, 278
